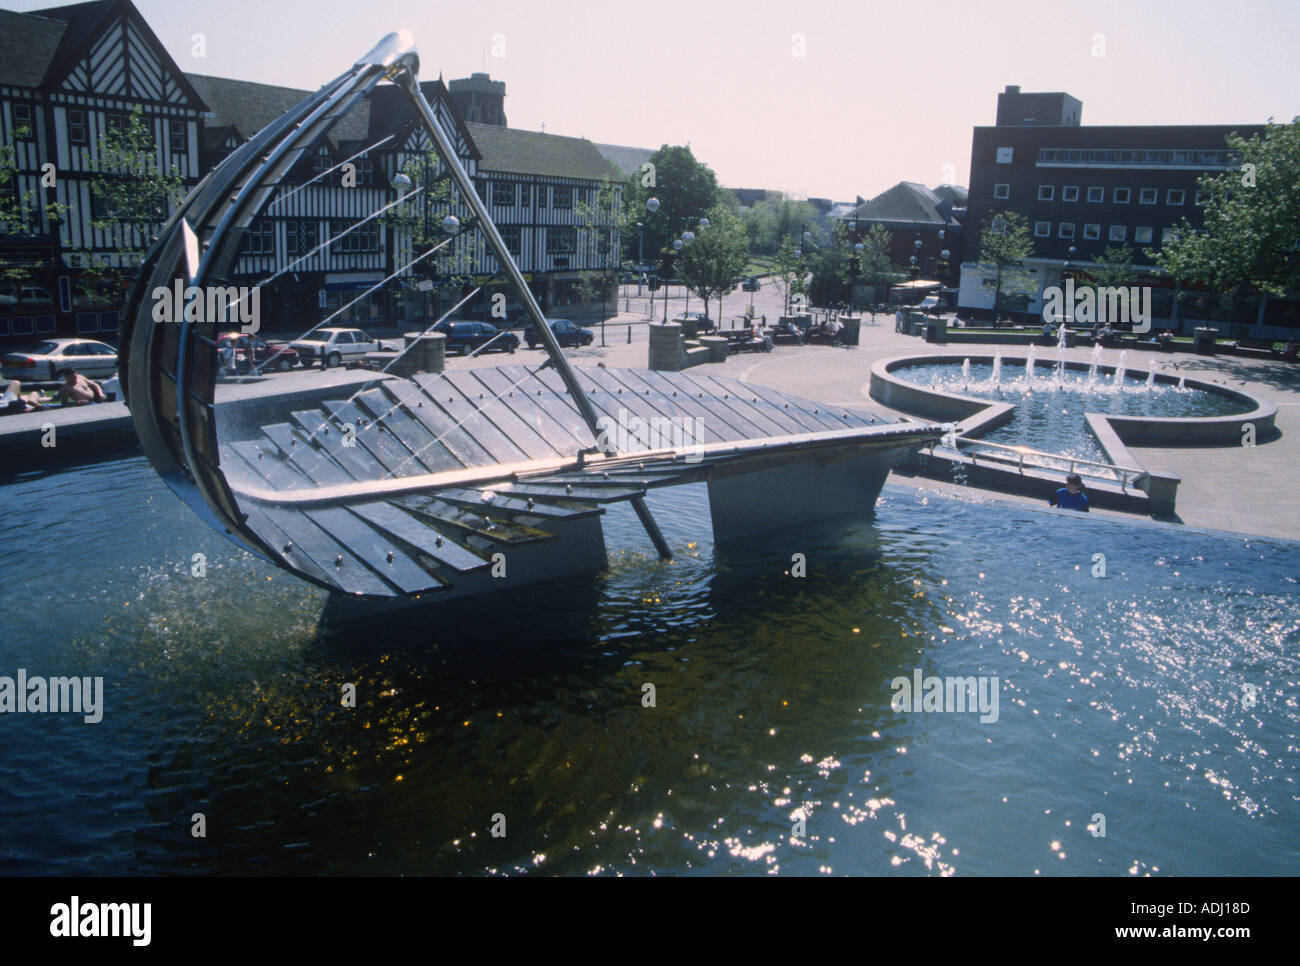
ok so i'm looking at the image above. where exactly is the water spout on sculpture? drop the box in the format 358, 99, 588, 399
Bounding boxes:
1114, 350, 1128, 390
991, 353, 1002, 388
962, 358, 971, 389
1087, 342, 1102, 388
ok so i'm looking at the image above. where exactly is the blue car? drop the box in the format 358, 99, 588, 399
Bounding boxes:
433, 320, 519, 356
524, 319, 594, 349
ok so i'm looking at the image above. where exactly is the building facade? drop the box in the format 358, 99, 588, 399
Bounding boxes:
958, 85, 1295, 333
0, 0, 622, 344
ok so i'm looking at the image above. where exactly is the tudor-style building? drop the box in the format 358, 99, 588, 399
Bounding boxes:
0, 0, 207, 344
0, 0, 623, 343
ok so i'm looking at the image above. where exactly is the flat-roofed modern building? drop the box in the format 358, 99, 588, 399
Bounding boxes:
958, 85, 1294, 333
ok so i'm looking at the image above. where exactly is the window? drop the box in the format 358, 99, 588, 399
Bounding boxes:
67, 109, 87, 145
1035, 221, 1051, 237
1167, 188, 1185, 206
1058, 223, 1076, 239
552, 186, 573, 209
1087, 186, 1104, 203
499, 225, 521, 255
993, 183, 1010, 199
546, 226, 576, 253
1195, 189, 1210, 205
1037, 185, 1055, 201
990, 217, 1007, 235
1113, 187, 1130, 204
1134, 226, 1153, 244
168, 119, 186, 154
1083, 224, 1101, 240
1161, 227, 1181, 245
352, 159, 373, 186
1139, 188, 1157, 205
996, 146, 1013, 164
494, 181, 515, 207
239, 221, 276, 256
1062, 186, 1079, 202
1108, 225, 1127, 242
12, 103, 34, 139
313, 154, 332, 176
518, 183, 530, 207
330, 220, 379, 253
286, 220, 319, 257
475, 181, 488, 202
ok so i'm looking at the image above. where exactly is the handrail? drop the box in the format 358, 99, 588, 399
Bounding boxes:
930, 434, 1143, 490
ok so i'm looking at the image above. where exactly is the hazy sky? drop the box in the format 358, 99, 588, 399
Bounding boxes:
11, 0, 1300, 200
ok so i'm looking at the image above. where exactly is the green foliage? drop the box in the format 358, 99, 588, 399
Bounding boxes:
384, 148, 467, 292
82, 106, 186, 276
977, 210, 1038, 316
678, 204, 749, 312
772, 236, 807, 313
0, 125, 69, 281
621, 144, 721, 261
1156, 119, 1300, 297
741, 195, 825, 255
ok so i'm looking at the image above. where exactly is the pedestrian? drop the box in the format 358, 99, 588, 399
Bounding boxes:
1049, 473, 1089, 512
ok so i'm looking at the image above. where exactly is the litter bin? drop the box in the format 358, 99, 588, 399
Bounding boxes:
839, 315, 861, 347
1193, 327, 1217, 355
924, 319, 947, 344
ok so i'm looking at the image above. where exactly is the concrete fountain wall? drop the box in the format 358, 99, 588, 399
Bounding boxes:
868, 354, 1276, 516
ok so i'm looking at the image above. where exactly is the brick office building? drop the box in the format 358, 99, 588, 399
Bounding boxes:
959, 85, 1296, 334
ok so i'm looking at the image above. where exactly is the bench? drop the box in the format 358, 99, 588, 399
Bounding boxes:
723, 331, 771, 353
1233, 338, 1281, 359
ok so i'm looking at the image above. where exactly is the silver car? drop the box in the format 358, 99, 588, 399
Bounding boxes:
1, 339, 119, 381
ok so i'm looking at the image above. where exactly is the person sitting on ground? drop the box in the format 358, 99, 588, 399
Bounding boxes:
1, 379, 48, 414
58, 368, 107, 406
1049, 473, 1090, 512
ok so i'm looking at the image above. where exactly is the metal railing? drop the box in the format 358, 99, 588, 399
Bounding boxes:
930, 434, 1144, 490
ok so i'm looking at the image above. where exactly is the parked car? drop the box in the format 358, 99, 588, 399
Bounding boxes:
741, 276, 761, 292
918, 295, 944, 315
290, 327, 397, 367
673, 311, 716, 333
524, 319, 594, 349
2, 338, 118, 381
433, 320, 519, 356
216, 332, 300, 371
0, 281, 55, 309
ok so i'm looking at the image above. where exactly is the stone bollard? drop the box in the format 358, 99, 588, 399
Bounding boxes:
648, 322, 684, 372
699, 334, 729, 363
391, 331, 446, 377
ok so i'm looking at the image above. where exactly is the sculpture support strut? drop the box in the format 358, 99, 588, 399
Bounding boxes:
391, 63, 674, 559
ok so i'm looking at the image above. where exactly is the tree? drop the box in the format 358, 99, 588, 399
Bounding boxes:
978, 210, 1037, 322
678, 204, 750, 325
0, 124, 68, 286
80, 106, 186, 294
575, 179, 630, 328
1156, 119, 1300, 322
808, 220, 853, 307
741, 195, 823, 255
621, 145, 721, 260
383, 146, 467, 320
855, 224, 894, 316
772, 235, 807, 315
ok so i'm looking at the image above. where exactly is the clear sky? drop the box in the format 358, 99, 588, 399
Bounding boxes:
10, 0, 1300, 200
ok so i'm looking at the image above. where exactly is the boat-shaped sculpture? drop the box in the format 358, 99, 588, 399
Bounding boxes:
116, 30, 941, 599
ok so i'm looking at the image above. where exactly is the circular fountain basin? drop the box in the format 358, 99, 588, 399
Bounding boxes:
870, 354, 1275, 455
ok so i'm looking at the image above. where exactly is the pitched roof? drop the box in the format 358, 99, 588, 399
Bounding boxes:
932, 183, 969, 206
466, 122, 620, 181
848, 181, 963, 228
594, 142, 654, 177
187, 73, 370, 144
0, 8, 67, 87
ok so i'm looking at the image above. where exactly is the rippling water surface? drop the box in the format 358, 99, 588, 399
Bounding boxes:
896, 362, 1253, 463
1, 456, 1297, 875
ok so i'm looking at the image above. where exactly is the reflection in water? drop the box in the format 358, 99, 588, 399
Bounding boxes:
0, 457, 1297, 875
